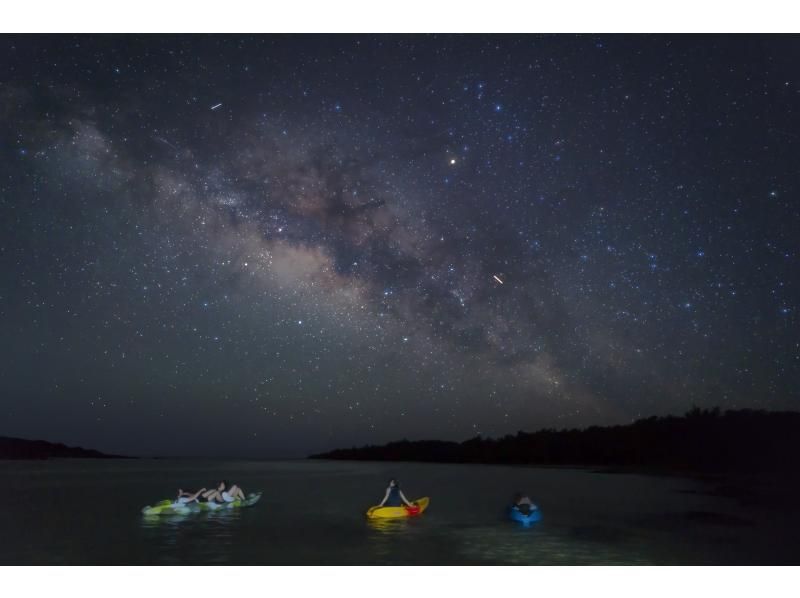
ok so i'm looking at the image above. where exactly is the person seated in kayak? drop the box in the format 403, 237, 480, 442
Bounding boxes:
378, 479, 415, 508
176, 488, 206, 504
512, 492, 536, 515
202, 480, 246, 503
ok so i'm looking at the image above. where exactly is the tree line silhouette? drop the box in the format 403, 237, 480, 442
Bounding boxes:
310, 408, 800, 472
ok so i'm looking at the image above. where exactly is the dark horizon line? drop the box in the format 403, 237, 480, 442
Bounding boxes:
4, 406, 800, 462
0, 436, 314, 462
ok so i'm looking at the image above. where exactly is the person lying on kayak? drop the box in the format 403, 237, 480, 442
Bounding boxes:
512, 492, 537, 515
202, 480, 246, 503
378, 479, 416, 508
176, 488, 206, 504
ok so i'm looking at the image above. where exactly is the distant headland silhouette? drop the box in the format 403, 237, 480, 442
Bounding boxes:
0, 436, 128, 460
310, 408, 800, 473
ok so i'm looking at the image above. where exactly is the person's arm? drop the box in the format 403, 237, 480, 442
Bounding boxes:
399, 490, 414, 507
378, 488, 390, 507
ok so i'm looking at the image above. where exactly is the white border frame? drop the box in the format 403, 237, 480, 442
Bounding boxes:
3, 1, 800, 33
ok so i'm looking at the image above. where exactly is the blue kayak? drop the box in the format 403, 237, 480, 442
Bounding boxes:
509, 505, 541, 526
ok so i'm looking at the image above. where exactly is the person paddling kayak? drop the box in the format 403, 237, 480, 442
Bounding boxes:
512, 492, 537, 515
378, 479, 415, 508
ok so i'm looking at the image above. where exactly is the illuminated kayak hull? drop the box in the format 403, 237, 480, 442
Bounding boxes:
508, 505, 541, 526
366, 496, 429, 519
142, 492, 262, 516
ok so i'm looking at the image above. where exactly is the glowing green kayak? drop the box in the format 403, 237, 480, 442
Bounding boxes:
141, 492, 262, 516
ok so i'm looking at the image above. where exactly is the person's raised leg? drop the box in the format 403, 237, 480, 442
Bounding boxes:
187, 488, 206, 502
230, 485, 245, 500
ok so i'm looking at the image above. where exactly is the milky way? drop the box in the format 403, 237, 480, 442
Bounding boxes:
1, 35, 798, 457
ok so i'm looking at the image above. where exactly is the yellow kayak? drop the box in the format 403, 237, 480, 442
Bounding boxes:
366, 497, 430, 519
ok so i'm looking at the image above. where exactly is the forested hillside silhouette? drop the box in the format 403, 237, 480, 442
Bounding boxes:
311, 408, 800, 472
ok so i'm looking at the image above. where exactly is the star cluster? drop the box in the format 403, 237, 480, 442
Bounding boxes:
0, 35, 797, 456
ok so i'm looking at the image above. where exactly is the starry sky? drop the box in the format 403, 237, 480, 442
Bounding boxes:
1, 35, 798, 458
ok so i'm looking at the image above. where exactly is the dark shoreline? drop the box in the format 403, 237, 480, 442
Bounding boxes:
0, 436, 131, 460
310, 408, 800, 476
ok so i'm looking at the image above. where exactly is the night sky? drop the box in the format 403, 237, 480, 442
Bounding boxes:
1, 35, 798, 458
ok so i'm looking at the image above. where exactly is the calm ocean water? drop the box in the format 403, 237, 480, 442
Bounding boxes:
1, 458, 797, 565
